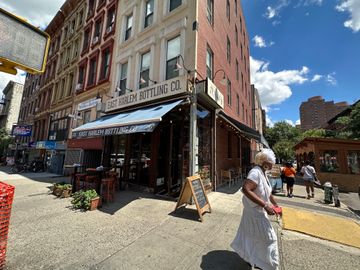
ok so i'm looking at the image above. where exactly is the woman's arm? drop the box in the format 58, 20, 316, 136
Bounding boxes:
242, 180, 275, 215
269, 194, 278, 206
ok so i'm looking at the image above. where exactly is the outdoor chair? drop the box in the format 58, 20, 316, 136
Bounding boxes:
220, 169, 236, 188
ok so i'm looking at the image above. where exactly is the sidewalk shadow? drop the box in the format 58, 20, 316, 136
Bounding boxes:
169, 206, 203, 222
200, 250, 251, 270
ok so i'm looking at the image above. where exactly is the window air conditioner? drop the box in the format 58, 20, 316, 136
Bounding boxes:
75, 83, 83, 91
106, 25, 112, 33
92, 36, 99, 44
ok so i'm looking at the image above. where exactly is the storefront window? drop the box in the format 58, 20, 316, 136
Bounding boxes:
347, 151, 360, 174
319, 150, 339, 173
197, 105, 212, 187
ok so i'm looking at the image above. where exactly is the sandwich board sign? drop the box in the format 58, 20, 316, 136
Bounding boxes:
175, 175, 211, 222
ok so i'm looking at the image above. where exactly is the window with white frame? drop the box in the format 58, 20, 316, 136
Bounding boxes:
227, 36, 231, 63
119, 62, 128, 94
226, 0, 230, 21
125, 14, 133, 41
93, 19, 102, 44
166, 36, 180, 80
236, 94, 240, 115
236, 59, 239, 81
169, 0, 182, 12
207, 0, 214, 25
144, 0, 154, 28
235, 0, 238, 16
235, 25, 238, 46
206, 46, 213, 80
139, 51, 150, 88
227, 79, 231, 106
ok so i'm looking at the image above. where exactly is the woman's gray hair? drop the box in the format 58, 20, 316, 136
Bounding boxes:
254, 149, 276, 166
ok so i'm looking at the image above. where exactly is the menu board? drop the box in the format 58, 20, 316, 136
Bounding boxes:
175, 175, 211, 222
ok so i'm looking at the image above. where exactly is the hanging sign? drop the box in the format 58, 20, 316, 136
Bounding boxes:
174, 175, 211, 222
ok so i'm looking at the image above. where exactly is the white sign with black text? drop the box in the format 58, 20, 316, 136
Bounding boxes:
105, 76, 188, 112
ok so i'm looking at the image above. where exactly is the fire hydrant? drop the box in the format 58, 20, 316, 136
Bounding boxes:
332, 185, 341, 207
323, 182, 333, 204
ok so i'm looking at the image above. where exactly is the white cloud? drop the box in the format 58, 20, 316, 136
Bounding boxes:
326, 73, 337, 85
250, 56, 309, 107
311, 74, 322, 82
303, 0, 323, 6
0, 0, 65, 28
296, 119, 301, 125
266, 114, 275, 128
285, 119, 295, 126
0, 70, 26, 94
266, 6, 277, 19
336, 0, 360, 32
253, 35, 275, 48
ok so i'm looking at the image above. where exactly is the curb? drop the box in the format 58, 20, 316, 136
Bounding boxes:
272, 219, 285, 270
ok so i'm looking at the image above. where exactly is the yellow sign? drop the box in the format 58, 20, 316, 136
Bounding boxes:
0, 8, 50, 74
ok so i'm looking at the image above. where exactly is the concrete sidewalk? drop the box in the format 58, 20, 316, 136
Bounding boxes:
2, 172, 360, 269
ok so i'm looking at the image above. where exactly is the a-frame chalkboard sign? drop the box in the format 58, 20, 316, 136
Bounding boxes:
175, 175, 211, 222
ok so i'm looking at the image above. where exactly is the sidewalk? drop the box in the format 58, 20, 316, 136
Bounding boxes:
2, 172, 360, 269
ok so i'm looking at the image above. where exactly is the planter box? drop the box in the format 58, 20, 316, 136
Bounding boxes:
61, 189, 72, 198
89, 197, 100, 211
53, 187, 62, 197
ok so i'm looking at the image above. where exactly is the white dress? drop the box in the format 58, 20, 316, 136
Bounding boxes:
231, 166, 279, 270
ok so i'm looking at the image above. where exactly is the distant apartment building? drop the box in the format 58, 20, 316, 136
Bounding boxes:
300, 96, 349, 130
0, 81, 24, 131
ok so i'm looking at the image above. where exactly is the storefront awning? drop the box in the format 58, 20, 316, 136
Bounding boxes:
218, 111, 262, 142
72, 99, 183, 139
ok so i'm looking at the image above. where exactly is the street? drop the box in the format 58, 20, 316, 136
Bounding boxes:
1, 168, 360, 270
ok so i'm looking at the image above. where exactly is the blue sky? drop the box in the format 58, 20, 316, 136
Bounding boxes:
242, 0, 360, 126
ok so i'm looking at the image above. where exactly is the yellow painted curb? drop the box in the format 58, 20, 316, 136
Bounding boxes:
282, 207, 360, 249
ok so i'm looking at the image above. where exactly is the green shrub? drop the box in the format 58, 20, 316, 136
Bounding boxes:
71, 189, 99, 210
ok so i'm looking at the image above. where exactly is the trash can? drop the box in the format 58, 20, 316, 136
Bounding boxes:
323, 182, 333, 204
332, 185, 341, 207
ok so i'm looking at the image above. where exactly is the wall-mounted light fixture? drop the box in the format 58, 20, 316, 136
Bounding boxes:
213, 69, 228, 86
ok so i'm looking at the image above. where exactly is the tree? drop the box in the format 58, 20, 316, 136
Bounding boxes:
296, 128, 327, 142
265, 121, 300, 148
0, 128, 14, 159
272, 140, 295, 163
334, 102, 360, 139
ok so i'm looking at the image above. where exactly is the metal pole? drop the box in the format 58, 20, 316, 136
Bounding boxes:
189, 86, 197, 176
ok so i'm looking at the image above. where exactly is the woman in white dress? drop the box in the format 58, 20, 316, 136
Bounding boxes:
231, 149, 280, 270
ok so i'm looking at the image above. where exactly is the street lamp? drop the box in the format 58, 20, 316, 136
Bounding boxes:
139, 76, 157, 85
213, 69, 228, 86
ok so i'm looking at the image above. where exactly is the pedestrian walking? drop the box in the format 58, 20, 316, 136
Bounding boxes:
231, 149, 280, 270
300, 160, 317, 199
282, 162, 296, 197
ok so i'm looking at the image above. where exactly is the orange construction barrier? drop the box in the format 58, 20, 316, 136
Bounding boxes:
0, 182, 15, 268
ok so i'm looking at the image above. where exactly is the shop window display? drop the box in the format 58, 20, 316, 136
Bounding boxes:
197, 105, 212, 189
319, 150, 339, 173
347, 151, 360, 174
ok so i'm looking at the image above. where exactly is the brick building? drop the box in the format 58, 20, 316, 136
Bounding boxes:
71, 0, 261, 195
300, 96, 349, 130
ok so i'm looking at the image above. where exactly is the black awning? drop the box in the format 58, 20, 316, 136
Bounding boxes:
218, 111, 261, 142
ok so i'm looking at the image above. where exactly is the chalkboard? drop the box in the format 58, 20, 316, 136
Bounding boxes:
175, 175, 211, 222
191, 179, 206, 209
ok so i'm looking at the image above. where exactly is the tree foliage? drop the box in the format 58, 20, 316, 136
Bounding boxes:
0, 128, 14, 157
272, 140, 295, 162
334, 102, 360, 139
265, 121, 300, 148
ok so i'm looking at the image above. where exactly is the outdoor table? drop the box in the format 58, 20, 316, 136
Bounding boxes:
86, 167, 108, 194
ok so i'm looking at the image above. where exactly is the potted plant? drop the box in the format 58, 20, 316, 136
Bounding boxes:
60, 184, 72, 198
53, 182, 66, 197
71, 189, 100, 211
